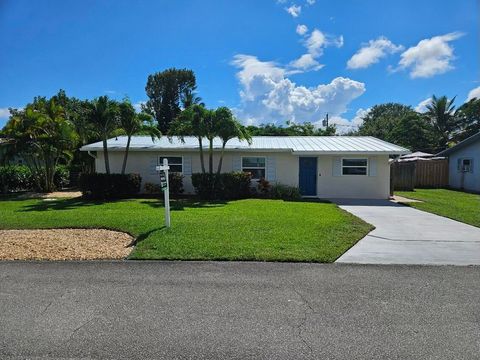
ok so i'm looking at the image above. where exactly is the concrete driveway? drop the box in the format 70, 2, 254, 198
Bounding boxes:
335, 199, 480, 265
1, 261, 479, 359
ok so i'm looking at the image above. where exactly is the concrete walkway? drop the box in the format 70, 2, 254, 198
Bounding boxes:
335, 199, 480, 265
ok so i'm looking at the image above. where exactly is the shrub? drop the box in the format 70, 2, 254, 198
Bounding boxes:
53, 165, 70, 189
144, 173, 184, 197
269, 183, 302, 201
256, 178, 271, 195
191, 172, 252, 200
0, 165, 34, 193
79, 173, 141, 199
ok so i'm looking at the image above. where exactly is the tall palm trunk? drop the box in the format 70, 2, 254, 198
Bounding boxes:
198, 138, 206, 174
102, 136, 110, 174
216, 142, 226, 175
208, 138, 213, 175
121, 135, 132, 175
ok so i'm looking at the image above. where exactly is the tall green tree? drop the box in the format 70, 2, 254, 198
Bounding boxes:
424, 95, 458, 150
214, 107, 251, 174
2, 97, 78, 192
246, 121, 336, 136
390, 113, 435, 152
87, 96, 119, 174
119, 99, 161, 174
357, 103, 417, 140
455, 98, 480, 142
144, 68, 197, 133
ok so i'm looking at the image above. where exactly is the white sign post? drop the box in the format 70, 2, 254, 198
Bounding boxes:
156, 158, 171, 228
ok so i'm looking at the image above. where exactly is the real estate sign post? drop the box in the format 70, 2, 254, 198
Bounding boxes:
156, 158, 171, 228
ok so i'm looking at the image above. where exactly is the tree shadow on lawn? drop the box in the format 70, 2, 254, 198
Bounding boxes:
18, 197, 112, 212
129, 226, 167, 247
139, 199, 227, 211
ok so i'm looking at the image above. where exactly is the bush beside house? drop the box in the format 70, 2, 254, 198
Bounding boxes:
79, 173, 141, 199
0, 165, 70, 193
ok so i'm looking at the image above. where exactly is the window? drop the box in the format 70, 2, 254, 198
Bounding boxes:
159, 156, 183, 173
342, 158, 368, 175
458, 158, 472, 173
242, 157, 266, 179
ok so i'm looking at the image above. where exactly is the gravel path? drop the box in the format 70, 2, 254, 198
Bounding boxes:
0, 229, 133, 260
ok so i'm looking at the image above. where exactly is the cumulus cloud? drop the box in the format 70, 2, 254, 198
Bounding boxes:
0, 108, 11, 119
285, 4, 301, 17
415, 98, 432, 113
288, 54, 324, 73
466, 86, 480, 101
133, 101, 146, 112
306, 0, 315, 4
347, 37, 403, 69
231, 55, 365, 126
397, 32, 464, 78
305, 29, 343, 57
325, 108, 369, 134
296, 24, 308, 36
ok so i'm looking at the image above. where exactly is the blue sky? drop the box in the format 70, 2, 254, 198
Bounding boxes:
0, 0, 478, 130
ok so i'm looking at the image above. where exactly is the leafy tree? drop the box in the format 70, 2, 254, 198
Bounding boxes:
357, 103, 417, 140
214, 107, 251, 174
246, 121, 336, 136
118, 99, 161, 174
181, 89, 204, 109
424, 95, 458, 150
87, 96, 119, 174
2, 97, 78, 192
144, 68, 197, 133
455, 98, 480, 142
390, 113, 435, 152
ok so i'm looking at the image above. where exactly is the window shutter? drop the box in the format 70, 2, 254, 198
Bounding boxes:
183, 155, 192, 175
470, 159, 474, 173
457, 159, 462, 173
368, 157, 377, 176
332, 157, 341, 176
149, 157, 157, 175
232, 156, 242, 172
266, 156, 276, 181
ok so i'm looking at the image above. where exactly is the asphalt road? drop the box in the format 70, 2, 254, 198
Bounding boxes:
1, 261, 479, 360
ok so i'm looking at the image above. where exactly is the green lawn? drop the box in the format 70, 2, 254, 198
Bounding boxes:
396, 189, 480, 227
0, 197, 372, 262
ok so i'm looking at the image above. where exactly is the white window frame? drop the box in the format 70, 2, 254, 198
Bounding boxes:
341, 157, 369, 176
241, 156, 267, 180
158, 155, 183, 174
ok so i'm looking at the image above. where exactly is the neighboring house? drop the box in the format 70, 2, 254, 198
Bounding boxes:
437, 132, 480, 192
80, 136, 409, 199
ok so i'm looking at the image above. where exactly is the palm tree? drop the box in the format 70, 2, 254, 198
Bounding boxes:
425, 95, 457, 150
169, 104, 208, 173
181, 89, 204, 109
214, 107, 251, 175
87, 96, 119, 174
119, 99, 161, 174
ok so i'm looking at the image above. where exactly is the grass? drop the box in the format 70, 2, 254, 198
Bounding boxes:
396, 189, 480, 227
0, 197, 372, 262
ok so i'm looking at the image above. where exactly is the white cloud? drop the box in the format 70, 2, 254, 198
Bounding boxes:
306, 0, 316, 4
231, 55, 365, 126
296, 24, 308, 36
305, 29, 343, 57
397, 32, 464, 78
285, 4, 301, 17
326, 108, 369, 134
415, 98, 432, 113
133, 101, 146, 112
347, 37, 403, 69
466, 86, 480, 101
288, 54, 324, 73
0, 108, 11, 119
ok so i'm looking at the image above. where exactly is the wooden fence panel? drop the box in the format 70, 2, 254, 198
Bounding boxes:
391, 159, 449, 191
415, 159, 449, 188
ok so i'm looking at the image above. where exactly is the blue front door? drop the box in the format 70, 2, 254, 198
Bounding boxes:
299, 157, 317, 196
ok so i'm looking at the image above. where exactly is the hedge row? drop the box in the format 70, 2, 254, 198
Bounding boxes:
0, 165, 70, 193
79, 173, 141, 199
192, 172, 252, 200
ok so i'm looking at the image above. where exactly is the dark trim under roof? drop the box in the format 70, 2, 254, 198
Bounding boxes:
437, 132, 480, 156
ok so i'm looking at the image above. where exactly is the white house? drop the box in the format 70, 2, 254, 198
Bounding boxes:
80, 136, 409, 199
437, 132, 480, 192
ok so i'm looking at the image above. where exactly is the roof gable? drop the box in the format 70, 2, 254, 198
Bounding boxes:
437, 132, 480, 156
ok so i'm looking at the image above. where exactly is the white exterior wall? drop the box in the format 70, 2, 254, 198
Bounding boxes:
447, 141, 480, 192
94, 151, 391, 199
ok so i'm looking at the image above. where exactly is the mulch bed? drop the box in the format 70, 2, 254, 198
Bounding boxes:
0, 229, 133, 260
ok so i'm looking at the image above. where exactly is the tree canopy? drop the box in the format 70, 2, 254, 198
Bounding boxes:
246, 121, 336, 136
144, 68, 197, 133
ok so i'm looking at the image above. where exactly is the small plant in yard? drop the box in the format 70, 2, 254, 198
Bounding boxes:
269, 183, 301, 201
144, 173, 184, 196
